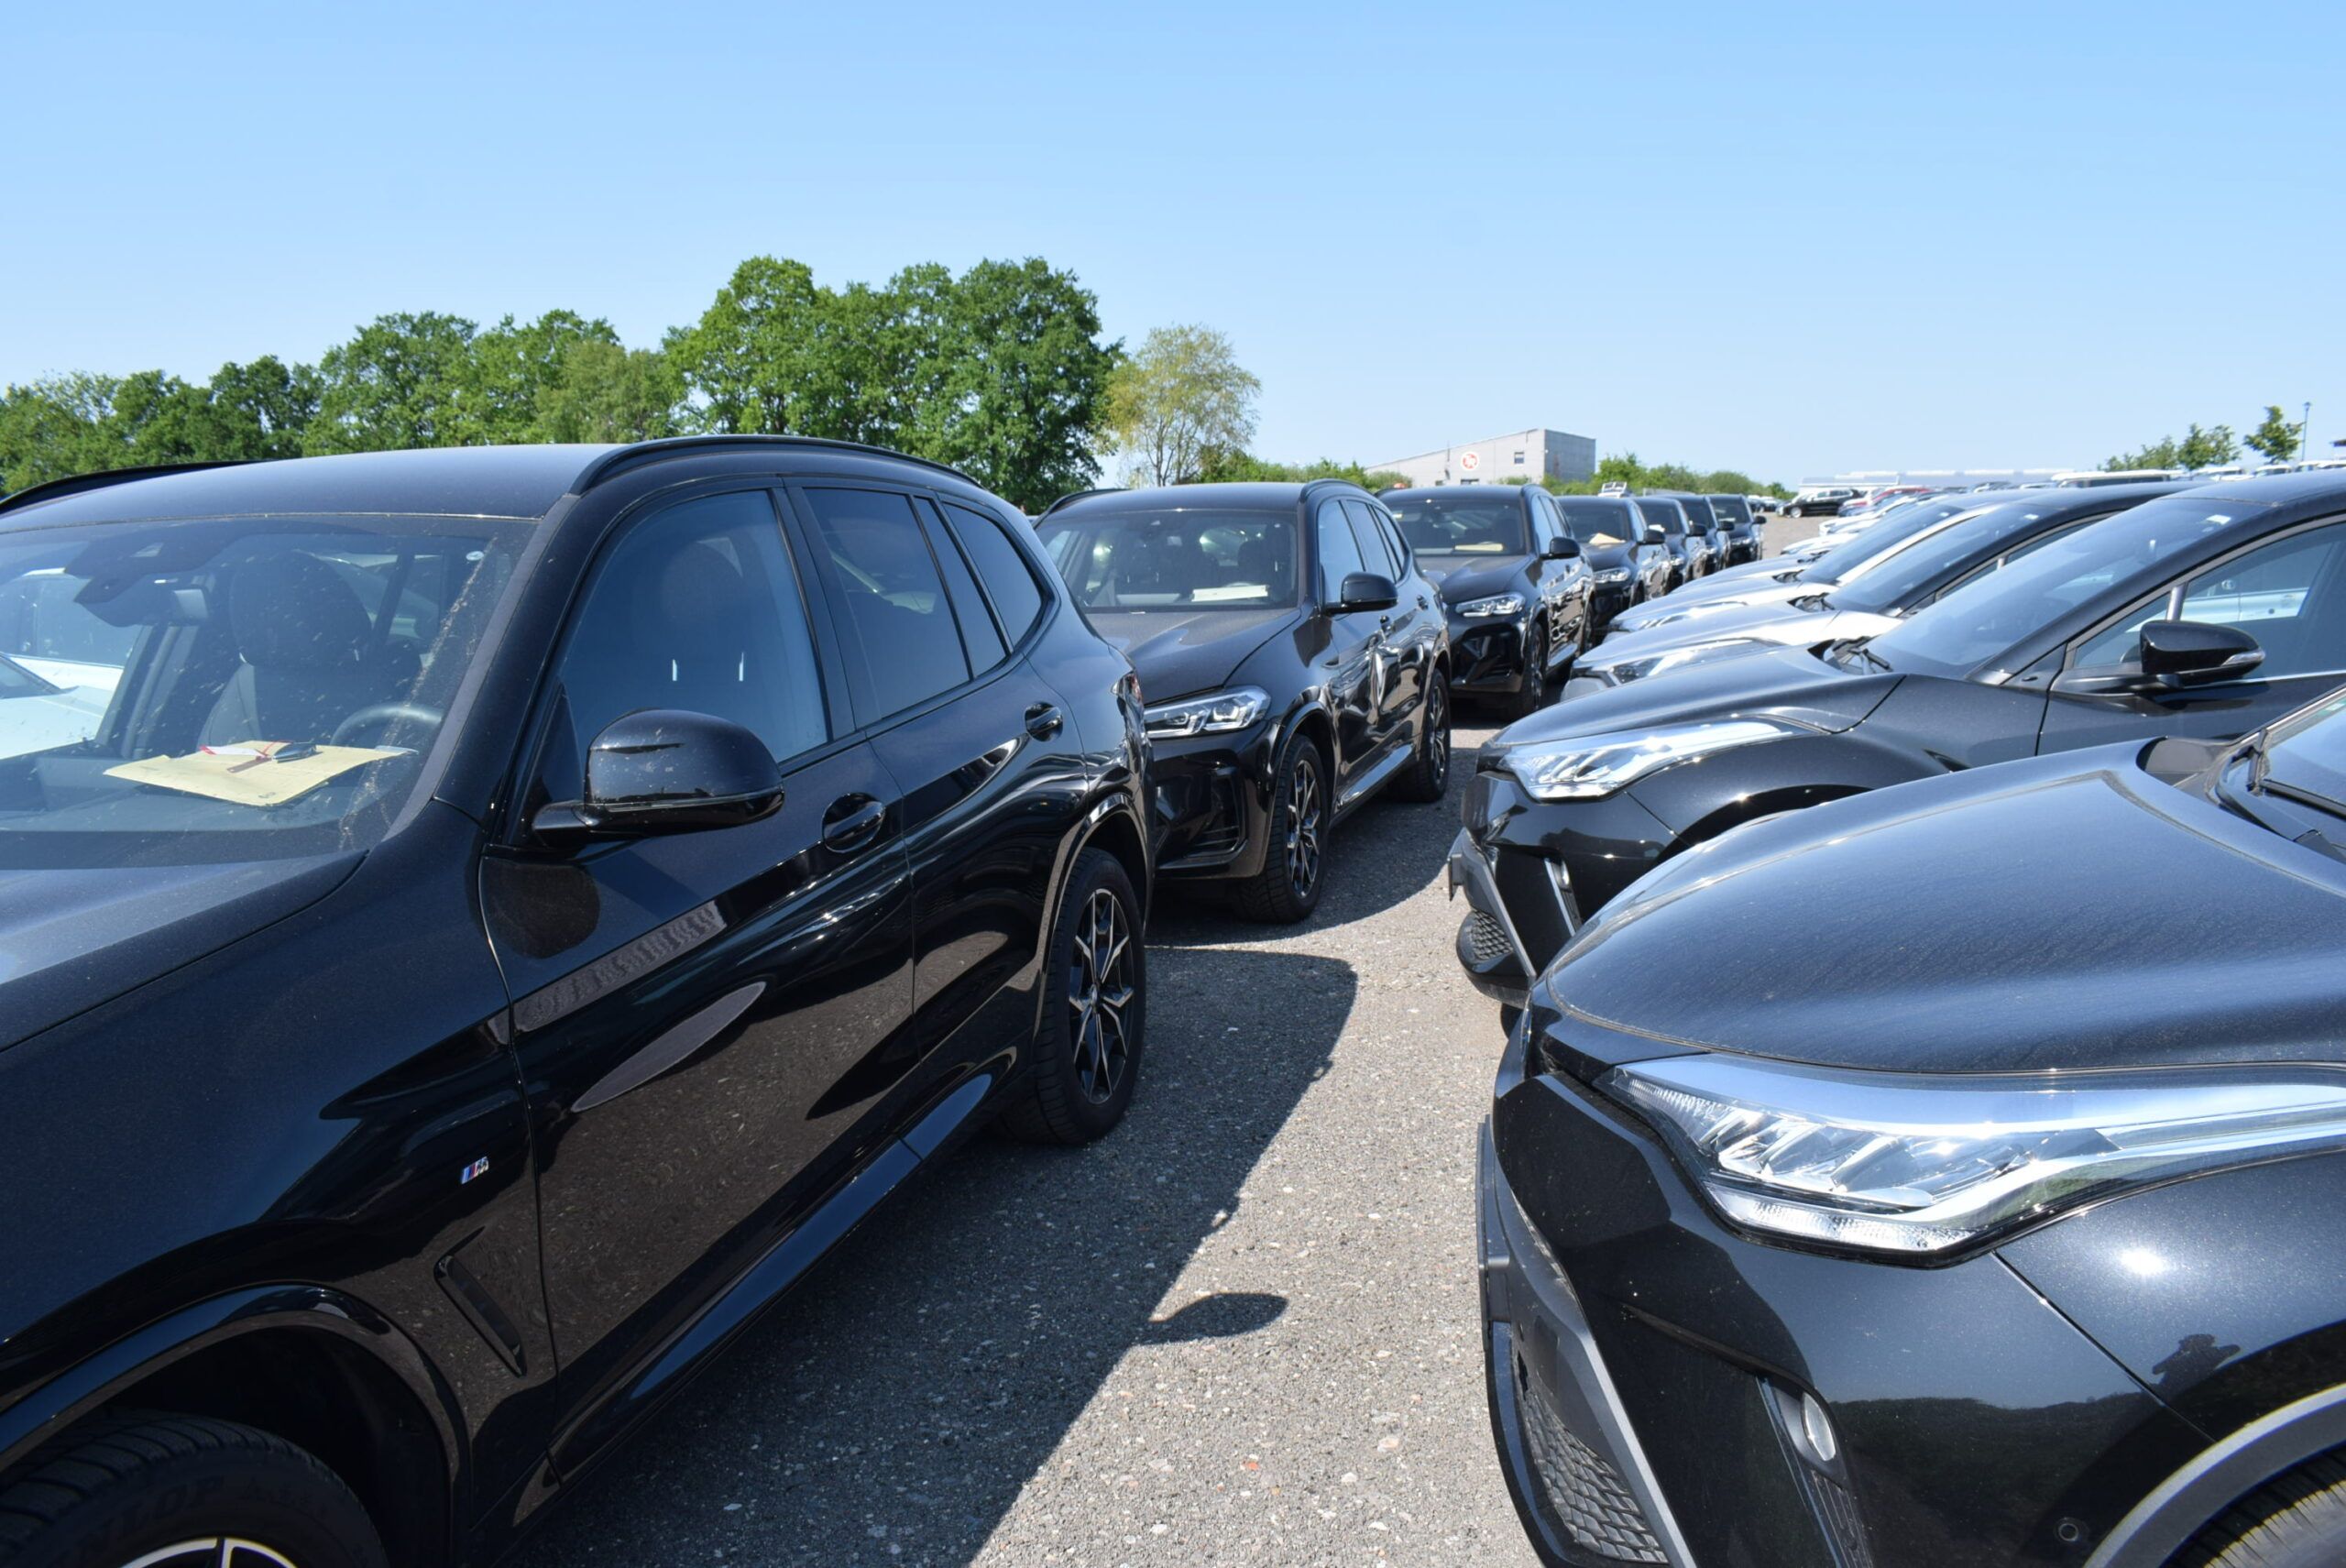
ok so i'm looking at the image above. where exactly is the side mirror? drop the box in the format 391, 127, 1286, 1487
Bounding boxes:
1643, 523, 1666, 545
1543, 534, 1581, 560
1334, 571, 1398, 613
532, 709, 784, 844
2142, 620, 2264, 685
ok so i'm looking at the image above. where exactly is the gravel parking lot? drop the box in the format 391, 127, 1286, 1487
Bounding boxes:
512, 716, 1537, 1568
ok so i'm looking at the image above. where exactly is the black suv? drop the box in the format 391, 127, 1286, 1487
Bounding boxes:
0, 440, 1151, 1568
1699, 492, 1762, 565
1453, 474, 2346, 1000
1381, 485, 1594, 717
1035, 481, 1450, 922
1632, 495, 1708, 588
1482, 685, 2346, 1568
1551, 495, 1670, 633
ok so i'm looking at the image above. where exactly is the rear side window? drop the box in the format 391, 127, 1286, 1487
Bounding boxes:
800, 488, 970, 721
943, 501, 1046, 642
1342, 499, 1400, 577
917, 500, 1006, 673
1316, 499, 1368, 599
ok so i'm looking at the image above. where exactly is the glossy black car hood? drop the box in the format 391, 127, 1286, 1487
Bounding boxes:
1580, 542, 1635, 573
1421, 557, 1530, 603
0, 853, 361, 1050
1083, 605, 1298, 703
1547, 751, 2346, 1072
1496, 645, 1896, 742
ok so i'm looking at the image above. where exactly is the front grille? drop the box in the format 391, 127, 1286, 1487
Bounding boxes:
1515, 1353, 1667, 1563
1464, 908, 1513, 967
1809, 1473, 1877, 1568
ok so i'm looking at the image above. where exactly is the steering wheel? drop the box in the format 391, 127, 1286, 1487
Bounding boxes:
331, 702, 444, 748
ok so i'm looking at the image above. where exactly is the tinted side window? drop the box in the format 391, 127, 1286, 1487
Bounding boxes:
2178, 523, 2346, 677
1369, 505, 1412, 574
1342, 499, 1399, 577
545, 489, 828, 800
943, 501, 1046, 642
802, 488, 970, 720
1316, 499, 1367, 600
918, 499, 1006, 673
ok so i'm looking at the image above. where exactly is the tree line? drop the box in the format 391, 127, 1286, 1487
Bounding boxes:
2104, 404, 2305, 472
0, 257, 1119, 513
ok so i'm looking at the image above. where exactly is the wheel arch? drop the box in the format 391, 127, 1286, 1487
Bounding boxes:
2086, 1385, 2346, 1568
0, 1286, 462, 1568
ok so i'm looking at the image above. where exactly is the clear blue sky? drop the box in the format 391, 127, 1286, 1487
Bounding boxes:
5, 1, 2341, 481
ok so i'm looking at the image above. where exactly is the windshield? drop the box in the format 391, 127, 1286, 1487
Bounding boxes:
1036, 507, 1299, 609
1639, 501, 1685, 538
1384, 493, 1529, 556
1825, 504, 2036, 613
2259, 688, 2346, 817
1555, 499, 1641, 547
1865, 497, 2254, 679
1707, 495, 1753, 528
1808, 499, 1979, 582
0, 516, 522, 869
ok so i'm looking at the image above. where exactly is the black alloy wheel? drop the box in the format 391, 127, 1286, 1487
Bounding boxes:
1392, 671, 1452, 803
1235, 731, 1328, 924
1511, 622, 1549, 718
998, 848, 1146, 1144
1068, 886, 1135, 1104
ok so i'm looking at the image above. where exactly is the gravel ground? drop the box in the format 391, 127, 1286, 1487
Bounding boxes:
512, 716, 1537, 1568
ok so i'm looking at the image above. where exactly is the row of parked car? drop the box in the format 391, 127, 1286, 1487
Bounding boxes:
1454, 468, 2346, 1566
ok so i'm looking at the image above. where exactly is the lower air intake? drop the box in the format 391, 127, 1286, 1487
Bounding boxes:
1516, 1353, 1667, 1564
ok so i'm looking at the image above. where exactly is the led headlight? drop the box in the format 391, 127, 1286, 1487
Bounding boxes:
1603, 1055, 2346, 1256
1587, 637, 1770, 685
1454, 594, 1526, 618
1144, 685, 1269, 739
1595, 568, 1631, 586
1497, 718, 1798, 799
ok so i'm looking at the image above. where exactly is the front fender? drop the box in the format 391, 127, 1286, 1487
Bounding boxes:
1627, 726, 1947, 841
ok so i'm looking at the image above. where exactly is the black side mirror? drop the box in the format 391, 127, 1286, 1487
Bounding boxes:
532, 709, 784, 845
1334, 571, 1398, 613
1544, 535, 1581, 560
2142, 620, 2264, 685
1643, 523, 1667, 545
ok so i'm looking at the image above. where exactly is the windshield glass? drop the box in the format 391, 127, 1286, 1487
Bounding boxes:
1825, 504, 2035, 613
1808, 499, 1978, 582
1036, 507, 1299, 609
2260, 688, 2346, 817
1384, 493, 1529, 556
0, 516, 522, 869
1866, 497, 2253, 678
1639, 501, 1685, 539
1707, 495, 1753, 528
1555, 499, 1641, 547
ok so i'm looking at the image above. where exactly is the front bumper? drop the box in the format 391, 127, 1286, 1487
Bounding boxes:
1448, 828, 1580, 1009
1449, 768, 1671, 993
1481, 1021, 2205, 1568
1451, 613, 1534, 694
1148, 724, 1275, 879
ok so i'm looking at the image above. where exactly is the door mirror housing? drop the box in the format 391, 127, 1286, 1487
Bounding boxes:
1544, 534, 1581, 560
1333, 571, 1398, 613
1643, 522, 1667, 545
532, 709, 784, 845
2052, 620, 2266, 698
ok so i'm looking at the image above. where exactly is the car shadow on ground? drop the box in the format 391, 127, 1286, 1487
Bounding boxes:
507, 944, 1360, 1567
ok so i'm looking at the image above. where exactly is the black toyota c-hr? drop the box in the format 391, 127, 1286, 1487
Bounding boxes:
0, 439, 1150, 1568
1482, 684, 2346, 1568
1453, 473, 2346, 1003
1035, 480, 1450, 922
1382, 484, 1594, 717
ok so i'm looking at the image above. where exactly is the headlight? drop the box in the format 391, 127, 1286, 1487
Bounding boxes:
1144, 685, 1269, 739
1497, 718, 1799, 799
1588, 638, 1770, 685
1454, 594, 1526, 619
1595, 568, 1631, 586
1604, 1054, 2346, 1257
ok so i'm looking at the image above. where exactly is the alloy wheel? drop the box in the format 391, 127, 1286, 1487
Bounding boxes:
1067, 887, 1135, 1103
1424, 681, 1450, 791
1286, 753, 1323, 900
119, 1543, 301, 1568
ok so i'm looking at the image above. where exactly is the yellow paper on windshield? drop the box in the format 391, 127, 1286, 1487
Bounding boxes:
1589, 532, 1622, 545
105, 741, 394, 807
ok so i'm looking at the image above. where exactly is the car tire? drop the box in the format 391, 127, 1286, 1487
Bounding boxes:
1509, 622, 1549, 718
1233, 729, 1327, 924
997, 848, 1146, 1146
1389, 670, 1452, 803
2176, 1453, 2346, 1568
0, 1411, 388, 1568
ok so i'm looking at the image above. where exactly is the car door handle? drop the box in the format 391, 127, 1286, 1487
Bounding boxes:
821, 795, 888, 852
1378, 614, 1393, 632
1025, 703, 1065, 740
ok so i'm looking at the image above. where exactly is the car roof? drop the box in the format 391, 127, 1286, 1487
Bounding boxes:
1044, 481, 1351, 517
2173, 471, 2346, 510
0, 437, 989, 528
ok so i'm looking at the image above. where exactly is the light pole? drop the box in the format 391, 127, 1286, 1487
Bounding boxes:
2302, 402, 2313, 466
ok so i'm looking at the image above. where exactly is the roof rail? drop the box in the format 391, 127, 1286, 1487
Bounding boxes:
1040, 487, 1127, 516
0, 459, 253, 517
572, 434, 983, 495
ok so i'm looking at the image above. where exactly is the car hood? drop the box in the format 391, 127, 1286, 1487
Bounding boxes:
1421, 557, 1531, 605
1580, 542, 1636, 573
1547, 751, 2346, 1072
1585, 601, 1900, 672
0, 853, 362, 1050
1083, 605, 1299, 702
1614, 565, 1804, 627
1618, 577, 1812, 630
1496, 643, 1896, 743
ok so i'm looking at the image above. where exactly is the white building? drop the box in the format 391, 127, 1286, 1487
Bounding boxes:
1374, 428, 1596, 488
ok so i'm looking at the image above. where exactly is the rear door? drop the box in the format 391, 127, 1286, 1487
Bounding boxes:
1310, 497, 1386, 788
2039, 520, 2346, 752
483, 486, 915, 1455
1343, 497, 1428, 740
794, 484, 1089, 1113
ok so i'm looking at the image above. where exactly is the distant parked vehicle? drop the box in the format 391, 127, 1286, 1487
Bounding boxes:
1786, 487, 1858, 518
1697, 493, 1763, 565
1552, 496, 1671, 631
2056, 467, 2184, 486
1383, 484, 1594, 718
1633, 496, 1708, 588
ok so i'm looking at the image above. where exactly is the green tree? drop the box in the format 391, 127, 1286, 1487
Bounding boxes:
2105, 422, 2234, 472
0, 373, 121, 491
200, 356, 322, 459
533, 339, 684, 444
1102, 324, 1258, 488
458, 311, 622, 444
2245, 404, 2305, 464
306, 312, 479, 453
909, 258, 1119, 510
663, 257, 837, 438
1196, 450, 1404, 491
